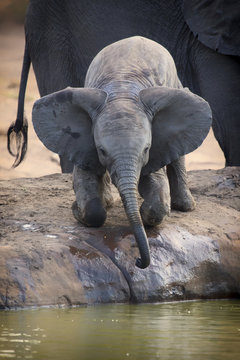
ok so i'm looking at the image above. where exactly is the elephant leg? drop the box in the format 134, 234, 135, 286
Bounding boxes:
138, 168, 170, 227
72, 165, 113, 227
60, 155, 74, 173
167, 156, 195, 211
190, 46, 240, 166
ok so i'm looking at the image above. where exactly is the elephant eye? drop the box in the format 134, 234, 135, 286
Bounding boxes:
144, 146, 149, 154
99, 148, 107, 157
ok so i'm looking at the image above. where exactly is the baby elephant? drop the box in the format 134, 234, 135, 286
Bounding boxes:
32, 37, 212, 269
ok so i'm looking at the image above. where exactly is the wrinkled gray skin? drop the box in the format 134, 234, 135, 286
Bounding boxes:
32, 37, 212, 268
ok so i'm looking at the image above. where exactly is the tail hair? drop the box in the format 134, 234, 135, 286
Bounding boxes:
7, 116, 28, 168
7, 44, 30, 168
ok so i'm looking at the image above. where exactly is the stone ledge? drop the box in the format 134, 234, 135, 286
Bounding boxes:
0, 167, 239, 308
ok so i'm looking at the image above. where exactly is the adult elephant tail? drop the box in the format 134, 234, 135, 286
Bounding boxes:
7, 44, 30, 167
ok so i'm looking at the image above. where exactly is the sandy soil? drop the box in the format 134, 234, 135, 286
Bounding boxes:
0, 24, 225, 180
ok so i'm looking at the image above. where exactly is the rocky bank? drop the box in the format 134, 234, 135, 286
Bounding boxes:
0, 167, 239, 308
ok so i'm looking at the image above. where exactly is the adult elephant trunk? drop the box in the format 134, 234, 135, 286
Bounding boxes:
112, 160, 150, 269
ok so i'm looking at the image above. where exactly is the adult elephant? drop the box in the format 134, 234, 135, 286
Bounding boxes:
8, 0, 240, 169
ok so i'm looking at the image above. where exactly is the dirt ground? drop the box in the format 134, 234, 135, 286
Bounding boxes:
0, 24, 225, 181
0, 167, 239, 307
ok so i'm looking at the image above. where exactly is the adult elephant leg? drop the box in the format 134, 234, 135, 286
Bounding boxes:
138, 168, 170, 226
72, 165, 113, 227
167, 156, 195, 212
190, 45, 240, 166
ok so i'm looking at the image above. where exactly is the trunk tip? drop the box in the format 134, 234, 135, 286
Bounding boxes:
135, 257, 150, 269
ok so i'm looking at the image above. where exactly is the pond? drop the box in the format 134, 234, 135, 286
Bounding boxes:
0, 300, 239, 360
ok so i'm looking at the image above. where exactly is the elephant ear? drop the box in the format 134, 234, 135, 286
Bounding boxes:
182, 0, 240, 56
139, 86, 212, 175
32, 87, 107, 173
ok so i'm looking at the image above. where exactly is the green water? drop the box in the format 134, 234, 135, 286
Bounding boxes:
0, 300, 239, 360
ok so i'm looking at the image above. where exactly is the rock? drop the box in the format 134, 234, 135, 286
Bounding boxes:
0, 167, 239, 308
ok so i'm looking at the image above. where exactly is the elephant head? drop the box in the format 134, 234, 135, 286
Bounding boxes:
32, 85, 211, 268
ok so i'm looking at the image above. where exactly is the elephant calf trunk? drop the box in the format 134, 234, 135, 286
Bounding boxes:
132, 225, 150, 269
117, 175, 151, 269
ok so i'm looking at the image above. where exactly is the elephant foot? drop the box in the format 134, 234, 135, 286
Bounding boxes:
140, 198, 170, 227
72, 198, 106, 227
167, 157, 196, 212
171, 189, 196, 212
139, 170, 170, 227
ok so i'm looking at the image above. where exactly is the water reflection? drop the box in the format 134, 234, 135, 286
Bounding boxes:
0, 300, 239, 360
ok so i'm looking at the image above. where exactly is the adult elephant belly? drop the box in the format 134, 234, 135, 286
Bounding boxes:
25, 0, 181, 96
